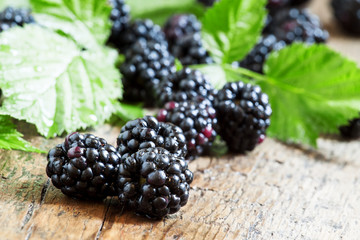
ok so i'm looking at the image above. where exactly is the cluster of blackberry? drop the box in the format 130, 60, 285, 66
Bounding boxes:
0, 7, 34, 32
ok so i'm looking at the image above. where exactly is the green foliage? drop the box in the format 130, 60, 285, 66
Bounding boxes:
0, 0, 30, 10
0, 25, 121, 138
0, 115, 43, 153
201, 0, 267, 64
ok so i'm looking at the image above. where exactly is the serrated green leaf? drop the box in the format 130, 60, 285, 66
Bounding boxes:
0, 0, 30, 10
261, 43, 360, 146
0, 25, 121, 138
112, 102, 144, 122
30, 0, 112, 49
0, 115, 43, 153
201, 0, 267, 64
127, 0, 204, 25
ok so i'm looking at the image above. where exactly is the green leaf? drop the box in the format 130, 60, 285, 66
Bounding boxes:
201, 0, 267, 64
0, 115, 43, 153
127, 0, 204, 25
0, 25, 121, 138
30, 0, 112, 49
110, 102, 144, 123
261, 43, 360, 146
0, 0, 30, 10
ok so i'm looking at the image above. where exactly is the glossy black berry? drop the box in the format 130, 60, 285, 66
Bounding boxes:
120, 39, 176, 104
332, 0, 360, 35
46, 132, 121, 199
156, 68, 216, 107
214, 81, 272, 153
116, 147, 193, 219
117, 116, 187, 161
0, 7, 34, 32
157, 99, 217, 160
108, 0, 130, 45
235, 34, 286, 74
340, 117, 360, 139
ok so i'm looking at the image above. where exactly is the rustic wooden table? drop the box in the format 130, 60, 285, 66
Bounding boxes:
1, 0, 360, 239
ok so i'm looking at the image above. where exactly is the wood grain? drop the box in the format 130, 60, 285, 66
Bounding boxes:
1, 0, 360, 239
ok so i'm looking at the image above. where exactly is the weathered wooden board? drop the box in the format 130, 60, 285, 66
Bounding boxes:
1, 0, 360, 239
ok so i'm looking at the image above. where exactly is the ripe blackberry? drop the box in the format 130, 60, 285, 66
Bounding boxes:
267, 0, 309, 11
268, 8, 329, 44
197, 0, 218, 7
116, 147, 193, 219
156, 68, 216, 107
117, 116, 187, 161
108, 0, 130, 45
290, 0, 310, 6
0, 7, 34, 32
235, 34, 286, 74
163, 14, 201, 47
111, 19, 167, 53
340, 117, 360, 139
170, 33, 213, 66
120, 39, 176, 104
214, 81, 272, 153
46, 132, 121, 199
157, 99, 217, 160
332, 0, 360, 35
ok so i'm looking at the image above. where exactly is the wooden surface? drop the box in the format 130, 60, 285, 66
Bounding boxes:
1, 0, 360, 239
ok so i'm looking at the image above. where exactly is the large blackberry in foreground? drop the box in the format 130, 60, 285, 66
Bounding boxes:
332, 0, 360, 35
266, 8, 329, 44
111, 19, 167, 52
235, 34, 286, 74
0, 7, 34, 32
46, 132, 120, 199
108, 0, 130, 45
156, 68, 216, 107
157, 99, 217, 160
120, 39, 176, 104
116, 147, 193, 219
163, 14, 201, 47
214, 81, 272, 153
339, 117, 360, 139
117, 116, 187, 161
170, 33, 213, 66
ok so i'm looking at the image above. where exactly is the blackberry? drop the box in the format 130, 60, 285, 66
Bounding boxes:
120, 39, 176, 104
235, 34, 286, 74
170, 33, 213, 66
0, 7, 34, 32
163, 14, 201, 47
108, 0, 130, 45
267, 8, 329, 44
332, 0, 360, 35
111, 19, 167, 52
340, 117, 360, 139
116, 147, 193, 219
290, 0, 310, 6
214, 81, 272, 153
157, 99, 217, 160
267, 0, 309, 11
117, 116, 187, 161
156, 68, 216, 107
197, 0, 218, 7
46, 132, 121, 199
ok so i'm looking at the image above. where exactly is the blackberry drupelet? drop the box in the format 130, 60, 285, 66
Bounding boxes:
120, 39, 176, 104
116, 147, 193, 219
157, 99, 217, 160
197, 0, 218, 7
339, 117, 360, 139
170, 33, 213, 66
267, 8, 329, 44
108, 0, 130, 45
117, 116, 187, 161
332, 0, 360, 35
214, 81, 272, 153
235, 34, 286, 74
156, 68, 216, 107
46, 132, 121, 199
111, 19, 167, 53
163, 14, 201, 48
0, 7, 34, 32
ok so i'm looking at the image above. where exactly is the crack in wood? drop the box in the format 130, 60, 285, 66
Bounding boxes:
95, 198, 112, 240
40, 178, 50, 205
20, 201, 35, 230
25, 224, 34, 240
